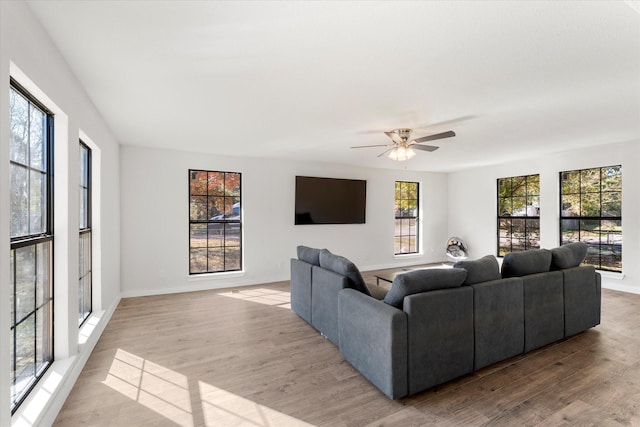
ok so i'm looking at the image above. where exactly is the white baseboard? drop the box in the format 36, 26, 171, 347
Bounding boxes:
602, 282, 640, 295
600, 272, 639, 295
120, 274, 289, 298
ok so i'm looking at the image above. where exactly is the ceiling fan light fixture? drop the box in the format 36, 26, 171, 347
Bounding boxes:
388, 145, 416, 161
352, 127, 455, 160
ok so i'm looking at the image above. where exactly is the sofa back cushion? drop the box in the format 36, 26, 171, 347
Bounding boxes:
383, 268, 467, 309
501, 249, 552, 278
453, 255, 501, 285
550, 242, 588, 270
319, 250, 371, 296
297, 245, 322, 266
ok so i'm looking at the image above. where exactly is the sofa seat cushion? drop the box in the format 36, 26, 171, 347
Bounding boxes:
501, 249, 551, 278
319, 250, 371, 296
454, 255, 500, 285
383, 268, 467, 309
297, 245, 322, 266
551, 242, 588, 270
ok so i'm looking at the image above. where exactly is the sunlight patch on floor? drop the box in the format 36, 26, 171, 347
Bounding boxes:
103, 349, 312, 426
218, 288, 291, 309
103, 349, 193, 426
199, 381, 314, 426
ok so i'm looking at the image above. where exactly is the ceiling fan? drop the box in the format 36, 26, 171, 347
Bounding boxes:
351, 128, 456, 161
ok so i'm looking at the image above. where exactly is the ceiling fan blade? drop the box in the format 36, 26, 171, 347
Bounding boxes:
356, 129, 387, 135
412, 144, 439, 152
384, 131, 404, 144
413, 115, 476, 130
350, 144, 392, 149
377, 147, 395, 157
412, 130, 456, 144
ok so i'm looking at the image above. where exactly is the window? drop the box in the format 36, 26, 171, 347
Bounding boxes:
189, 170, 242, 274
9, 82, 54, 412
560, 165, 622, 272
497, 174, 540, 256
79, 141, 92, 326
394, 181, 419, 255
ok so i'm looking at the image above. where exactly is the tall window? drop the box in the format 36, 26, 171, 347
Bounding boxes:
394, 181, 419, 255
560, 165, 622, 272
189, 170, 242, 274
9, 82, 54, 412
79, 141, 92, 326
497, 174, 540, 256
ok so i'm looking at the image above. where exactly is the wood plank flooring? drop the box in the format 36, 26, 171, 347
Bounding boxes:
53, 268, 640, 426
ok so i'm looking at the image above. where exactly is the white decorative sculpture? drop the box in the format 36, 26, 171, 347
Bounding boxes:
446, 237, 469, 261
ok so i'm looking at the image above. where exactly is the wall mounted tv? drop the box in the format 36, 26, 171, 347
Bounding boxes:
295, 176, 367, 225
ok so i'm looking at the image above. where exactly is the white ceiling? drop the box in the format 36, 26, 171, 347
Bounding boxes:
26, 0, 640, 172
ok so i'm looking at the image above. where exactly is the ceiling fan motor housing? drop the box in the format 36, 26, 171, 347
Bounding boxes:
394, 128, 413, 141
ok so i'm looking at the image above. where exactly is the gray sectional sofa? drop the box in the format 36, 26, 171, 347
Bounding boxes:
290, 246, 387, 345
290, 243, 601, 399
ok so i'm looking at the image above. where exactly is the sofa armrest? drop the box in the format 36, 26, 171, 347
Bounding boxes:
290, 258, 313, 324
563, 266, 601, 336
338, 288, 408, 399
311, 266, 349, 345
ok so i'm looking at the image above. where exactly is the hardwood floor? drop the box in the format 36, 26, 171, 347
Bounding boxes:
54, 269, 640, 426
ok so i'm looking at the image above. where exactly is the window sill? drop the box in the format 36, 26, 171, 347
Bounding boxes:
12, 357, 75, 427
187, 270, 245, 281
79, 311, 103, 347
394, 253, 422, 259
598, 270, 624, 280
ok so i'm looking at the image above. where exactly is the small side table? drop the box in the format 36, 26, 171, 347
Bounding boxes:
375, 270, 404, 287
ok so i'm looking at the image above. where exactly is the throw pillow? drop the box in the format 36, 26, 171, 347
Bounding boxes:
454, 255, 501, 285
319, 250, 371, 296
550, 242, 588, 270
297, 245, 322, 266
383, 268, 467, 309
501, 249, 552, 278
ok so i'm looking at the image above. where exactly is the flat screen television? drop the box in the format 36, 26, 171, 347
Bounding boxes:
295, 176, 366, 225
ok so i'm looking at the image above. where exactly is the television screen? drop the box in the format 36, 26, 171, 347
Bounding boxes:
295, 176, 366, 225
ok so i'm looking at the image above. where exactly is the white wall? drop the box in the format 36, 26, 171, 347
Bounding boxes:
448, 140, 640, 293
120, 145, 449, 296
0, 2, 121, 425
